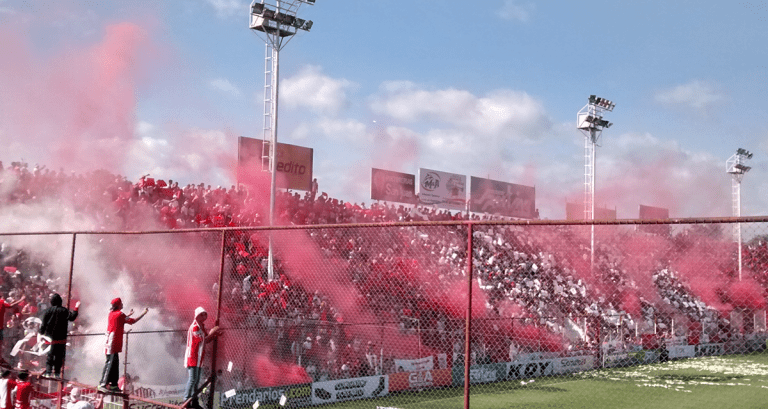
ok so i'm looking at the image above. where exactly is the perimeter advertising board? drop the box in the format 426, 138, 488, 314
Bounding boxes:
389, 368, 452, 392
695, 343, 725, 357
311, 375, 388, 405
667, 345, 696, 359
220, 384, 312, 409
418, 168, 466, 210
104, 383, 189, 409
451, 363, 507, 386
470, 176, 535, 219
371, 168, 416, 204
237, 136, 313, 191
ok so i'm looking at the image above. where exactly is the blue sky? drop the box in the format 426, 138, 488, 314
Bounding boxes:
1, 0, 767, 219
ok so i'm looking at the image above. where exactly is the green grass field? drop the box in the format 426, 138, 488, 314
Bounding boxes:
326, 353, 768, 409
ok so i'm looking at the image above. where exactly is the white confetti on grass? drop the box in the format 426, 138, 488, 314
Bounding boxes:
579, 357, 768, 393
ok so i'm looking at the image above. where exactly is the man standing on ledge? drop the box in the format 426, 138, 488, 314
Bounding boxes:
39, 293, 79, 378
98, 298, 148, 393
183, 307, 220, 409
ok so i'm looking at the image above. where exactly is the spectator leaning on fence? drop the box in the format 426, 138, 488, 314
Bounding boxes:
99, 298, 148, 393
183, 307, 221, 409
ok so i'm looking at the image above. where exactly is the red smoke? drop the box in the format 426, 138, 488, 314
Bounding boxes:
0, 21, 156, 173
250, 355, 312, 387
726, 279, 766, 310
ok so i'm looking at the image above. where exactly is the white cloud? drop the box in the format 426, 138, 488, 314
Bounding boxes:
497, 0, 534, 22
127, 121, 233, 186
210, 78, 242, 97
205, 0, 245, 18
370, 83, 551, 141
281, 65, 356, 115
317, 118, 367, 142
655, 80, 724, 111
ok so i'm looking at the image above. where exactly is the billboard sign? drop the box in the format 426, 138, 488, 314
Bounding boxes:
238, 136, 313, 191
470, 176, 535, 219
371, 168, 416, 204
418, 168, 466, 210
639, 204, 670, 235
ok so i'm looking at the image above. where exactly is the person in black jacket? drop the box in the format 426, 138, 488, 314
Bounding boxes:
39, 293, 80, 378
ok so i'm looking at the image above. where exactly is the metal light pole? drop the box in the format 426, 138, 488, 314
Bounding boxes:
577, 95, 615, 274
250, 0, 315, 280
726, 148, 753, 281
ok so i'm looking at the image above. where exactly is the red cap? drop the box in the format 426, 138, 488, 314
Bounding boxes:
111, 298, 122, 306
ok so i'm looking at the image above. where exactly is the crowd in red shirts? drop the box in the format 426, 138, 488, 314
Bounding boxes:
1, 160, 767, 386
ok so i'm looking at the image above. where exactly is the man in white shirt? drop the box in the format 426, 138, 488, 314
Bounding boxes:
0, 370, 11, 409
66, 388, 94, 409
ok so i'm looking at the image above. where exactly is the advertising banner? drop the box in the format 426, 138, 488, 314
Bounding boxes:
602, 351, 659, 368
470, 176, 535, 219
565, 202, 617, 220
124, 383, 188, 409
220, 384, 312, 409
418, 168, 466, 210
553, 355, 594, 374
388, 368, 452, 392
695, 343, 725, 357
311, 376, 388, 405
452, 363, 507, 386
667, 345, 696, 359
507, 359, 555, 380
371, 168, 416, 204
237, 136, 313, 191
394, 356, 434, 372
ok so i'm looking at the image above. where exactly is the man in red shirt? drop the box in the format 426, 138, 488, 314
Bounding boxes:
183, 307, 220, 408
7, 370, 34, 409
98, 298, 148, 393
0, 295, 25, 360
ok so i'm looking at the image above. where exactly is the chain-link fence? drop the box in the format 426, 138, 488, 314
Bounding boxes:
2, 217, 768, 408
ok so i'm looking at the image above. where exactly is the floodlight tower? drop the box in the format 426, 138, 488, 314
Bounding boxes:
250, 0, 315, 280
577, 95, 615, 273
726, 148, 753, 281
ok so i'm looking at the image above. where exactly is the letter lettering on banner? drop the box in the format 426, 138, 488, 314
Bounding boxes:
238, 136, 313, 191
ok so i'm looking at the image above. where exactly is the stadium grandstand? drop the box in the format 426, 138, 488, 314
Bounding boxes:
0, 160, 767, 409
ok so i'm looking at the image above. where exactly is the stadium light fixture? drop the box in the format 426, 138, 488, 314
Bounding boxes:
726, 148, 754, 281
577, 95, 615, 275
249, 0, 316, 283
250, 0, 314, 36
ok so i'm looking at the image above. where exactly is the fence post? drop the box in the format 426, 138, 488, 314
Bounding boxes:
207, 230, 227, 409
65, 233, 76, 310
124, 329, 132, 390
62, 233, 77, 382
464, 223, 473, 409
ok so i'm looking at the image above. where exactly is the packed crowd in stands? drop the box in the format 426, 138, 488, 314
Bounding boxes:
1, 160, 767, 386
